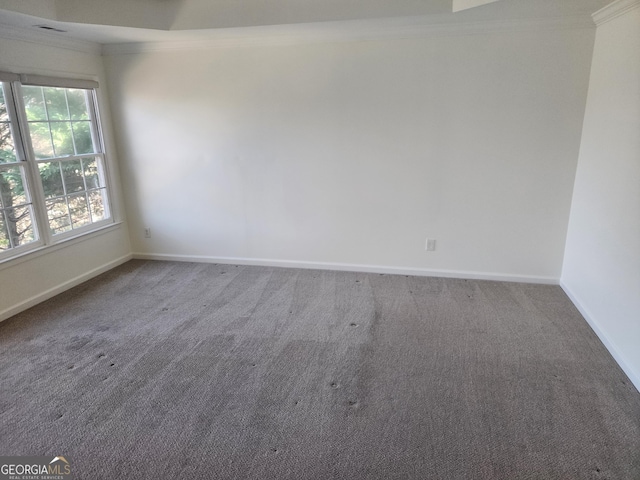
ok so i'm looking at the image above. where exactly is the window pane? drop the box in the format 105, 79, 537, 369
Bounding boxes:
51, 121, 74, 157
46, 198, 71, 234
67, 89, 89, 120
39, 162, 65, 198
82, 157, 101, 189
5, 205, 35, 246
44, 87, 69, 121
72, 121, 94, 154
0, 86, 8, 122
0, 213, 9, 250
0, 121, 17, 164
62, 159, 84, 193
29, 122, 55, 159
88, 189, 105, 221
0, 165, 29, 206
22, 86, 47, 121
1, 85, 18, 164
68, 192, 90, 228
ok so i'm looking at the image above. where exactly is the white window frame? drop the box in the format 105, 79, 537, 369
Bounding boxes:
0, 73, 114, 263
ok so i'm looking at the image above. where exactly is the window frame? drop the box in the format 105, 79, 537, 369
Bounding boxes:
0, 74, 114, 263
0, 80, 43, 257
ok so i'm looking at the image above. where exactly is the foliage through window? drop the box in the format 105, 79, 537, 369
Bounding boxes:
0, 75, 111, 260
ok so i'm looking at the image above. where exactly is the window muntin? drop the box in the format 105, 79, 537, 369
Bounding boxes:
0, 77, 112, 261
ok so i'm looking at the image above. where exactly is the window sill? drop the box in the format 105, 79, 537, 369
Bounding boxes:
0, 221, 125, 272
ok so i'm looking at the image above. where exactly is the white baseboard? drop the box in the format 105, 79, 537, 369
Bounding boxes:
0, 253, 133, 323
561, 281, 640, 393
132, 252, 558, 284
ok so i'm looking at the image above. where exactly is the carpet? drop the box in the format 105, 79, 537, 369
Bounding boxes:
1, 260, 639, 479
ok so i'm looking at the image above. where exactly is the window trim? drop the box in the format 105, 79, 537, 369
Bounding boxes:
0, 73, 114, 263
0, 221, 123, 272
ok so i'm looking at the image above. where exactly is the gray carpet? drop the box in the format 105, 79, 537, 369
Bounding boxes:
1, 260, 639, 479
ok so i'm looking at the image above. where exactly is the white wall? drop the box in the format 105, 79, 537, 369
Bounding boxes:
562, 1, 640, 390
0, 35, 132, 321
105, 24, 594, 282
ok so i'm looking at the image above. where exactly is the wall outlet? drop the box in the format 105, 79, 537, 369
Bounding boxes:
144, 228, 151, 238
425, 238, 436, 251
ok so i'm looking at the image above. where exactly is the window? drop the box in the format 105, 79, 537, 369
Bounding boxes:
0, 72, 112, 260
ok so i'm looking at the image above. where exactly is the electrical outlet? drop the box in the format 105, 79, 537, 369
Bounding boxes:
425, 238, 436, 251
144, 228, 151, 238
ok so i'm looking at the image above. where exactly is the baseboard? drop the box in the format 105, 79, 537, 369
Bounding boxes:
132, 252, 558, 284
561, 281, 640, 393
0, 253, 133, 323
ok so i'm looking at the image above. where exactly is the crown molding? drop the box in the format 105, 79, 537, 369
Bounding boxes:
592, 0, 640, 25
102, 15, 594, 56
0, 21, 101, 55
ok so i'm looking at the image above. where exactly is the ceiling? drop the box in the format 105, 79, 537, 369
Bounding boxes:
0, 0, 612, 45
